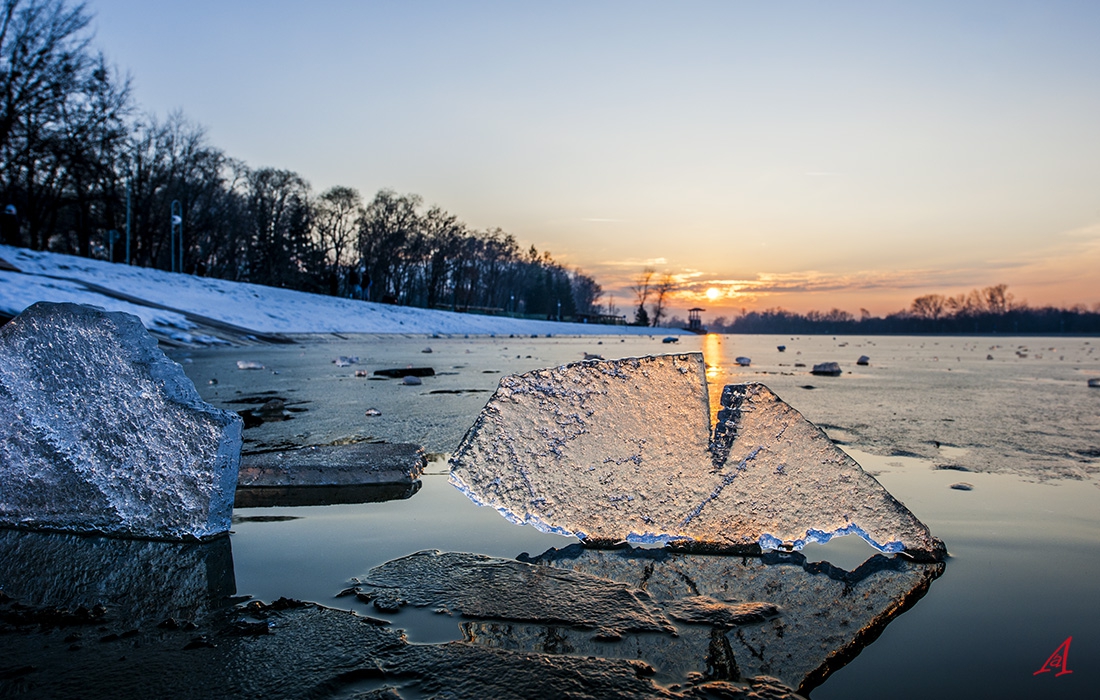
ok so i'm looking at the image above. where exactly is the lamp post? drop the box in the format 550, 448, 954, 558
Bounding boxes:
107, 230, 120, 262
125, 169, 132, 265
170, 200, 183, 273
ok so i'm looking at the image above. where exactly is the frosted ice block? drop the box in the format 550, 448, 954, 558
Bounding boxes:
450, 353, 944, 560
0, 302, 241, 540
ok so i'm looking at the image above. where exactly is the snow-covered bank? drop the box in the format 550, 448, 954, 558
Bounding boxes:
0, 245, 684, 338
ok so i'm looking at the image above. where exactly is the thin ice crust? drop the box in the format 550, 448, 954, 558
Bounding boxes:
449, 353, 944, 560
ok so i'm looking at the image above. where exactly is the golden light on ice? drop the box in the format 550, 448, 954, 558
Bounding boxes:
705, 287, 720, 301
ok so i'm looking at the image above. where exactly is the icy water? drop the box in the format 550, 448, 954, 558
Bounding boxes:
178, 332, 1100, 699
5, 333, 1097, 698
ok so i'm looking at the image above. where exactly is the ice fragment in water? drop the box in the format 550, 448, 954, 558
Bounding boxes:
450, 353, 943, 559
0, 302, 242, 540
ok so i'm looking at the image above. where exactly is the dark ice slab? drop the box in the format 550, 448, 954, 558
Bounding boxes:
234, 443, 425, 507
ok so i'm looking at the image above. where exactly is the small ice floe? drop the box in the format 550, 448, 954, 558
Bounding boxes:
422, 347, 433, 354
777, 345, 786, 352
235, 443, 425, 508
735, 356, 751, 366
334, 356, 360, 367
364, 408, 382, 417
662, 336, 679, 343
355, 369, 369, 377
583, 352, 604, 360
949, 482, 974, 491
237, 360, 265, 370
1088, 378, 1100, 388
857, 355, 870, 366
374, 367, 435, 378
811, 362, 842, 376
402, 376, 423, 385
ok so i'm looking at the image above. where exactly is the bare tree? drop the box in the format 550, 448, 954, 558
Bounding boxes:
982, 284, 1012, 315
630, 267, 654, 326
315, 185, 363, 295
0, 0, 93, 156
606, 294, 619, 317
910, 294, 947, 320
649, 272, 676, 327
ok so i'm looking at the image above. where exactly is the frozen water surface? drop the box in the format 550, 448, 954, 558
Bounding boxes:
450, 353, 943, 559
0, 302, 241, 540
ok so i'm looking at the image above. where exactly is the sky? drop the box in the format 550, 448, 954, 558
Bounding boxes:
88, 0, 1100, 319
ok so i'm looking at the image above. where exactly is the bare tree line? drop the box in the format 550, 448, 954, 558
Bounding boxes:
0, 0, 604, 320
706, 284, 1100, 335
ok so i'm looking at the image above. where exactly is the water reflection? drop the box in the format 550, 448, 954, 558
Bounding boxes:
233, 479, 421, 508
355, 544, 943, 695
525, 546, 943, 693
1, 524, 940, 697
0, 528, 235, 626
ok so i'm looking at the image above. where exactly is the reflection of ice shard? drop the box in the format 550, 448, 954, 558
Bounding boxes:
0, 302, 242, 540
521, 545, 943, 693
352, 545, 941, 694
0, 528, 235, 626
359, 550, 679, 634
450, 353, 944, 559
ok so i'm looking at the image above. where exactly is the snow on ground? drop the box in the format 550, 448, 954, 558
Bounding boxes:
0, 245, 685, 337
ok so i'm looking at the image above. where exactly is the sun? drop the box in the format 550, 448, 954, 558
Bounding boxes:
705, 287, 721, 301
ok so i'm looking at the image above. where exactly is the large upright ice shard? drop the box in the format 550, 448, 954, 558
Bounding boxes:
0, 302, 242, 540
450, 353, 944, 560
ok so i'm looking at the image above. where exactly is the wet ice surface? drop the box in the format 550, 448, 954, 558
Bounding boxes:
450, 353, 942, 558
0, 303, 241, 540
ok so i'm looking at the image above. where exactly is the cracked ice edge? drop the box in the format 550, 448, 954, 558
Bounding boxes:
758, 523, 905, 554
448, 471, 588, 540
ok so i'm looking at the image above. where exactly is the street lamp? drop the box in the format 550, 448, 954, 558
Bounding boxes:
170, 200, 183, 273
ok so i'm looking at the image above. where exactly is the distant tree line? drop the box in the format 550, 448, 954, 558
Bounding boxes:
707, 284, 1100, 335
0, 0, 603, 319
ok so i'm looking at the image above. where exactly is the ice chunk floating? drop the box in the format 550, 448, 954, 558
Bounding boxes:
0, 302, 242, 540
450, 353, 944, 560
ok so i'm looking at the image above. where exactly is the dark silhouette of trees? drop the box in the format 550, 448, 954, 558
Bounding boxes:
910, 294, 947, 320
708, 284, 1100, 335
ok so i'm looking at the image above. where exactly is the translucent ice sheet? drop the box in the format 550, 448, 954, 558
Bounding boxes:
450, 353, 943, 559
